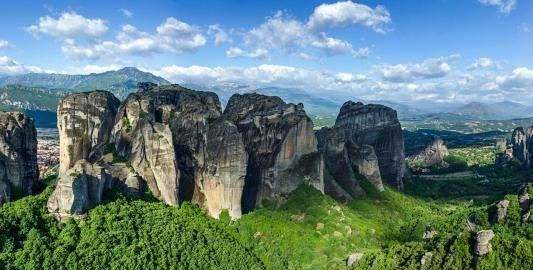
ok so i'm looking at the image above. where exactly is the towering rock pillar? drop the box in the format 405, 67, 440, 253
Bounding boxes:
48, 91, 120, 219
317, 101, 405, 200
0, 112, 39, 205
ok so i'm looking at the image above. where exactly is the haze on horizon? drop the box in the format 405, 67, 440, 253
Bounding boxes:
0, 0, 532, 106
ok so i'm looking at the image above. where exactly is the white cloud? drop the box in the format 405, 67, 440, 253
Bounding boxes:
378, 55, 459, 82
0, 40, 10, 49
26, 11, 108, 39
208, 24, 232, 46
245, 11, 372, 57
0, 55, 43, 75
469, 57, 498, 70
121, 9, 133, 18
478, 0, 516, 14
308, 0, 392, 33
496, 67, 533, 91
225, 47, 269, 59
61, 18, 206, 60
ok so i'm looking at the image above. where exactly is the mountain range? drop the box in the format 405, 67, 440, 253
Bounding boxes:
1, 67, 533, 128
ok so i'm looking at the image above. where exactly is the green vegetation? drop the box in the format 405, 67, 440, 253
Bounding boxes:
1, 173, 531, 269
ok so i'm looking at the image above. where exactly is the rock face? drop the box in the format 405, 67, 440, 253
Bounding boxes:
511, 126, 533, 169
519, 184, 531, 223
0, 112, 39, 205
409, 136, 449, 168
48, 91, 119, 218
317, 101, 404, 199
222, 93, 324, 212
474, 230, 495, 256
492, 199, 510, 224
49, 85, 323, 219
57, 91, 120, 174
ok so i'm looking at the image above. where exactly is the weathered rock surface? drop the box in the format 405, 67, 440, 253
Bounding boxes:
317, 101, 404, 199
474, 230, 495, 256
49, 85, 324, 219
409, 136, 449, 168
47, 159, 111, 220
57, 91, 120, 174
519, 184, 531, 223
492, 199, 510, 224
0, 112, 39, 205
222, 93, 324, 212
511, 126, 533, 169
346, 253, 364, 267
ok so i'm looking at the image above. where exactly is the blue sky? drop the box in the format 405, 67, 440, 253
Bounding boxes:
0, 0, 532, 105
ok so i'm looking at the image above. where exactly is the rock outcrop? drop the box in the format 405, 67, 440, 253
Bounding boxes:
48, 91, 119, 218
56, 91, 120, 174
474, 230, 495, 256
519, 184, 531, 223
511, 126, 533, 169
492, 199, 510, 224
317, 101, 404, 200
48, 84, 324, 219
222, 93, 324, 212
0, 112, 39, 205
408, 136, 449, 168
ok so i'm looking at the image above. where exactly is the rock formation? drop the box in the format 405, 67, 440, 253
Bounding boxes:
408, 136, 449, 168
519, 184, 531, 223
48, 84, 324, 219
474, 230, 495, 256
492, 199, 510, 224
317, 101, 404, 200
48, 91, 120, 218
222, 93, 324, 212
511, 126, 533, 169
0, 112, 39, 205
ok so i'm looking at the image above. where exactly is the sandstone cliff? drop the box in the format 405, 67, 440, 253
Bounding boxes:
317, 101, 404, 200
0, 112, 39, 205
511, 126, 533, 169
222, 93, 324, 212
48, 84, 324, 219
48, 91, 119, 218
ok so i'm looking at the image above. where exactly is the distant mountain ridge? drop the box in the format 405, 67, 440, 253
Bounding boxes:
454, 101, 533, 120
0, 67, 169, 99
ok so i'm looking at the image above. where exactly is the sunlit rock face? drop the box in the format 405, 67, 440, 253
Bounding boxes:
317, 101, 405, 200
0, 112, 38, 205
48, 91, 119, 219
57, 91, 120, 174
49, 84, 325, 219
222, 93, 324, 213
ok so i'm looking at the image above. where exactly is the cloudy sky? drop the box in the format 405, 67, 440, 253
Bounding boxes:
0, 0, 532, 105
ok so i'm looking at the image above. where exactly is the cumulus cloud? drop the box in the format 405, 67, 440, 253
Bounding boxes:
478, 0, 516, 14
0, 40, 10, 49
468, 57, 499, 70
61, 18, 206, 60
245, 11, 372, 57
378, 55, 459, 82
0, 55, 43, 75
26, 11, 108, 39
208, 24, 232, 46
121, 9, 133, 18
225, 47, 269, 59
307, 0, 391, 33
496, 67, 533, 92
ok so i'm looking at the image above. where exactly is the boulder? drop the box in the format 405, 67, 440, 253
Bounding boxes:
0, 112, 39, 204
492, 199, 510, 224
346, 253, 364, 267
474, 230, 495, 256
